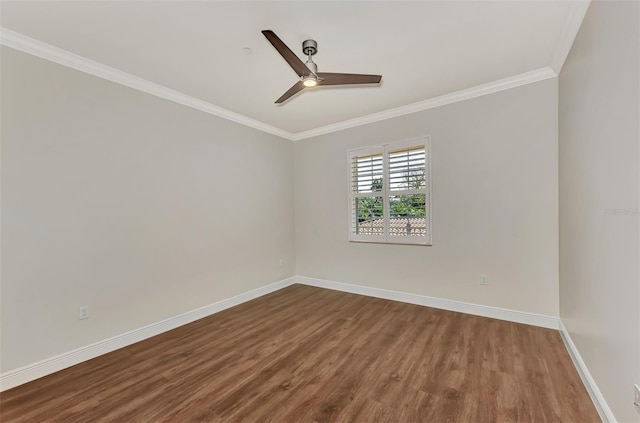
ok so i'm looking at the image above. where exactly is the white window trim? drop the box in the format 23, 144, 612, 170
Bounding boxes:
347, 136, 432, 246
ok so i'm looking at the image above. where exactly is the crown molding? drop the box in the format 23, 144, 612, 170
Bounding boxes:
2, 27, 562, 142
0, 28, 295, 140
291, 67, 557, 141
550, 1, 591, 74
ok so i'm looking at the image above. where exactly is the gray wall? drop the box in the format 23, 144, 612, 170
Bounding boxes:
294, 79, 560, 317
559, 2, 640, 422
1, 47, 296, 372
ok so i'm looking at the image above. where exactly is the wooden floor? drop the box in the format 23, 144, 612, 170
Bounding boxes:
1, 284, 599, 422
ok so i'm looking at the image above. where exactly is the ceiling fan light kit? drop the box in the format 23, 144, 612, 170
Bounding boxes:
262, 30, 382, 104
302, 76, 318, 87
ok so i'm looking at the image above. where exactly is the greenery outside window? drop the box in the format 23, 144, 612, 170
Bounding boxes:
348, 137, 432, 245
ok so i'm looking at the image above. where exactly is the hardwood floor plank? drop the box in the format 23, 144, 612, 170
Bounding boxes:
0, 284, 600, 422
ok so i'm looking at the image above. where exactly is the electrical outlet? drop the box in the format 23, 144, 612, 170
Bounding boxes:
279, 258, 284, 267
79, 305, 89, 320
480, 274, 488, 285
634, 384, 640, 414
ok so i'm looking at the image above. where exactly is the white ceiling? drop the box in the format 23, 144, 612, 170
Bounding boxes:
1, 1, 586, 137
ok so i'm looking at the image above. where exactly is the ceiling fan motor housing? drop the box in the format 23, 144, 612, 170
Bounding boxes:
305, 60, 318, 74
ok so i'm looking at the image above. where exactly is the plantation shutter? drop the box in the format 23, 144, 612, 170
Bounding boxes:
388, 145, 429, 240
348, 137, 431, 245
349, 147, 385, 242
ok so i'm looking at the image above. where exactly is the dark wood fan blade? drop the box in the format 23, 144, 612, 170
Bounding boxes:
317, 72, 382, 85
262, 30, 310, 77
275, 81, 305, 103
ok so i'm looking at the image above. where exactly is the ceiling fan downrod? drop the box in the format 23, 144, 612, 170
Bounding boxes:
302, 39, 318, 74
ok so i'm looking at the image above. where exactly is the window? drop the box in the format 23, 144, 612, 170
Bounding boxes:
348, 136, 431, 245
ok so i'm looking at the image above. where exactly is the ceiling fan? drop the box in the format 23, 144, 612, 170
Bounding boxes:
262, 30, 382, 104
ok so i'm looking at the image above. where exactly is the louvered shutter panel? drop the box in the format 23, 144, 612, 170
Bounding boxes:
349, 148, 385, 241
348, 137, 431, 245
388, 145, 428, 239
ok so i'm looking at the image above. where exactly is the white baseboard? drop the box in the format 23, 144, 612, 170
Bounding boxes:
0, 275, 564, 392
0, 277, 296, 392
559, 320, 617, 423
296, 276, 559, 330
3, 275, 614, 422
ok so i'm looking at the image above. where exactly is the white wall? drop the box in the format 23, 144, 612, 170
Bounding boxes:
5, 10, 637, 420
558, 1, 640, 422
0, 46, 296, 372
294, 79, 559, 317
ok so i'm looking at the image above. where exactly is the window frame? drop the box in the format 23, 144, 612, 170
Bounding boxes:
347, 136, 432, 246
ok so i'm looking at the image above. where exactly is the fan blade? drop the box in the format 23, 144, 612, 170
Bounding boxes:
262, 30, 310, 77
317, 72, 382, 85
275, 81, 305, 103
